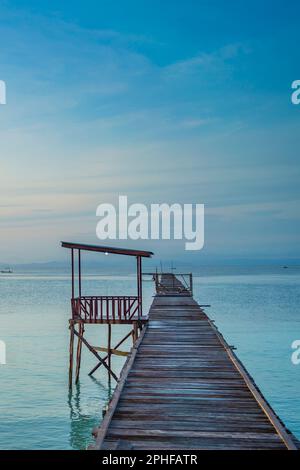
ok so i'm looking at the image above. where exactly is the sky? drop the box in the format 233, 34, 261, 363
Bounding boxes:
0, 0, 300, 265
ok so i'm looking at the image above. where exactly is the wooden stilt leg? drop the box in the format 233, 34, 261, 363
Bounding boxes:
132, 321, 138, 344
75, 323, 84, 384
69, 321, 75, 389
108, 323, 112, 384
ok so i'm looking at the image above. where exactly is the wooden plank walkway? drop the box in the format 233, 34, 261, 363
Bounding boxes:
92, 274, 298, 450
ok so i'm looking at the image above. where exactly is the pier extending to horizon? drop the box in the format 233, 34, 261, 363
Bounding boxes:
91, 273, 298, 450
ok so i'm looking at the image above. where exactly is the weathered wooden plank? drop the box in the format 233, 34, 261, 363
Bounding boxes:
101, 438, 285, 450
109, 419, 275, 432
106, 428, 284, 441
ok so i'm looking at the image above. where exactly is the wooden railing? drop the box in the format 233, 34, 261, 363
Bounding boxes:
144, 272, 193, 296
71, 296, 140, 322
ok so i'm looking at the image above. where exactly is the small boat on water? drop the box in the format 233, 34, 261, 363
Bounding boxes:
0, 267, 13, 274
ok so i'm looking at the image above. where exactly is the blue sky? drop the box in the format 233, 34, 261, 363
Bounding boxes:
0, 0, 300, 264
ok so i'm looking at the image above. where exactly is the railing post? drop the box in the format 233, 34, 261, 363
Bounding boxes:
71, 249, 74, 299
78, 249, 81, 298
140, 257, 142, 318
137, 256, 142, 319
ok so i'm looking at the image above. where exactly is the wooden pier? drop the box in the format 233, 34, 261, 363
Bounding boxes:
91, 273, 298, 450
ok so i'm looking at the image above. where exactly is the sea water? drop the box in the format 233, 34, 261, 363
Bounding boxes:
0, 267, 299, 449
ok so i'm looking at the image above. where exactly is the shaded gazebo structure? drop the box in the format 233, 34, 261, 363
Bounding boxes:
61, 241, 153, 388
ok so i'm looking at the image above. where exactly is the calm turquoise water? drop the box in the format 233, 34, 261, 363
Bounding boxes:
0, 267, 299, 449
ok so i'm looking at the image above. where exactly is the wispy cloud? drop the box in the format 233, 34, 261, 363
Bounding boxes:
207, 200, 300, 220
163, 43, 251, 78
179, 118, 212, 128
0, 4, 299, 262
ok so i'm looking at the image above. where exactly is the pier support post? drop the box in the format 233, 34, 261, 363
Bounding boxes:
132, 321, 138, 344
75, 323, 84, 384
69, 321, 75, 389
189, 273, 193, 296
